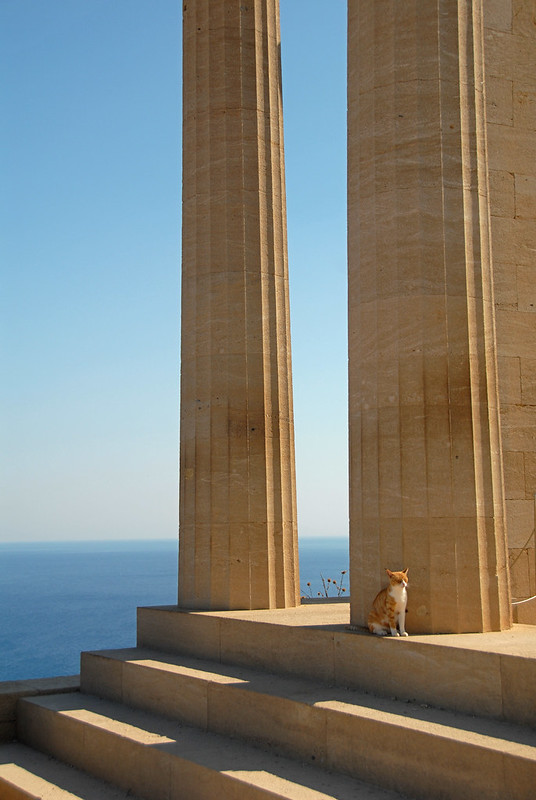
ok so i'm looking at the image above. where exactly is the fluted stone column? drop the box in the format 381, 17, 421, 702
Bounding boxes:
483, 2, 536, 616
348, 0, 512, 632
178, 0, 299, 610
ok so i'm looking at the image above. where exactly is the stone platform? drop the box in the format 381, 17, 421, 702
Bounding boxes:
135, 602, 536, 725
1, 602, 535, 799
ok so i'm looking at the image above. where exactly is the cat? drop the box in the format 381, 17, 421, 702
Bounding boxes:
368, 568, 409, 636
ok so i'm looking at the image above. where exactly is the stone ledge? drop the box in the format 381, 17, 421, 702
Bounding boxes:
137, 603, 536, 725
0, 676, 80, 744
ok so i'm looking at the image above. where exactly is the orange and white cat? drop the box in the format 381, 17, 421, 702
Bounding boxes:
368, 568, 409, 637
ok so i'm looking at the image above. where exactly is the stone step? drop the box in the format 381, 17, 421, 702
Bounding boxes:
79, 647, 536, 800
16, 692, 407, 800
136, 603, 536, 726
0, 675, 80, 744
0, 742, 143, 800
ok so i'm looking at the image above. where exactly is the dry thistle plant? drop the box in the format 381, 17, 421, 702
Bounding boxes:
301, 570, 348, 599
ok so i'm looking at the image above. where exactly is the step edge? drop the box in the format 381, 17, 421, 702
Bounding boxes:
80, 649, 536, 753
15, 694, 400, 800
0, 741, 144, 800
0, 676, 80, 744
17, 692, 534, 800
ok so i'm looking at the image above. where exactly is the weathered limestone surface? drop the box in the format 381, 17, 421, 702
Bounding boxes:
348, 0, 512, 633
0, 676, 79, 744
484, 0, 536, 614
178, 0, 299, 610
136, 604, 536, 727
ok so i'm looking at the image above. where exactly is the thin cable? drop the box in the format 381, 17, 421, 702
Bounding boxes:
512, 595, 536, 606
508, 528, 535, 571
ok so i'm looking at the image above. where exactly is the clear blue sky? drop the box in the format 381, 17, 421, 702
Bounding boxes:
0, 1, 348, 543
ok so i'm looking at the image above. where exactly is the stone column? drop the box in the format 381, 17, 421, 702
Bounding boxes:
178, 0, 299, 610
483, 2, 536, 618
348, 0, 512, 633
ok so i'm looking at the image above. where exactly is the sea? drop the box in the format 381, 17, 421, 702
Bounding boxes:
0, 537, 348, 682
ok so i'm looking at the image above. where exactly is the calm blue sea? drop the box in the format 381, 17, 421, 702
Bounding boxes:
0, 537, 348, 682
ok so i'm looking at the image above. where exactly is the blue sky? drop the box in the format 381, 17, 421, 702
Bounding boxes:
1, 1, 347, 542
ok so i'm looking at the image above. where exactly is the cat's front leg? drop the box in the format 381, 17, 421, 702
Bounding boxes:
387, 607, 400, 636
397, 611, 409, 636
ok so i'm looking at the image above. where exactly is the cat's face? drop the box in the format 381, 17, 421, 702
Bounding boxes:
386, 568, 408, 588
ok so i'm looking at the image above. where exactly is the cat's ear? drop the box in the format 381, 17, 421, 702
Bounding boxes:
403, 568, 409, 575
385, 568, 393, 577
